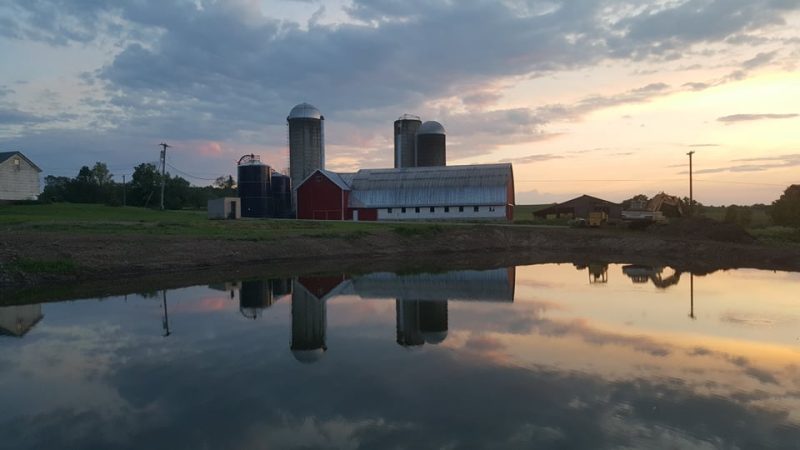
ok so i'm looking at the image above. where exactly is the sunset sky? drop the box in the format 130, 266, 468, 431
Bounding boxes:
1, 0, 798, 205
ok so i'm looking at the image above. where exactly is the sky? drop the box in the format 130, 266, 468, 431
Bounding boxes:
0, 0, 798, 205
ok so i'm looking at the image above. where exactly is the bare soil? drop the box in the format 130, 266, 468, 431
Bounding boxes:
1, 224, 799, 304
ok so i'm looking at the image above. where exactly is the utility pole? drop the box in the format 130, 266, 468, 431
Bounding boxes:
686, 150, 695, 216
159, 143, 170, 210
122, 175, 126, 207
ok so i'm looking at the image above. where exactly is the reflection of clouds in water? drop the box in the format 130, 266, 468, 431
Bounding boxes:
0, 323, 142, 422
3, 321, 800, 449
720, 311, 798, 327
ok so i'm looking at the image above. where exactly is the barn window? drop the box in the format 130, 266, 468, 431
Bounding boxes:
458, 206, 464, 212
489, 206, 496, 212
387, 208, 393, 213
13, 158, 20, 170
444, 207, 449, 213
473, 206, 479, 212
415, 207, 420, 213
429, 207, 434, 213
401, 207, 406, 213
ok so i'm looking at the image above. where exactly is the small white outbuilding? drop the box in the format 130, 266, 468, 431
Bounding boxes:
0, 151, 41, 201
208, 197, 241, 220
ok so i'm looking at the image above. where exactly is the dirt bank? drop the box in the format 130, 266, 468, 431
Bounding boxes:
1, 224, 799, 304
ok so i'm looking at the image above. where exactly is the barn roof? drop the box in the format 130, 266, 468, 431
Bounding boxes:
299, 169, 352, 191
0, 151, 41, 172
348, 163, 513, 208
533, 194, 619, 216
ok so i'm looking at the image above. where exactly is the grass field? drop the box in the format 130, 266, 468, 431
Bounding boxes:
0, 203, 450, 240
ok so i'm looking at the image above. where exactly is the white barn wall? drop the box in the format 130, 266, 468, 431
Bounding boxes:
0, 156, 40, 200
377, 205, 507, 221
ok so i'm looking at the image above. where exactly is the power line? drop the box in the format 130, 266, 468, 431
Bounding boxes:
165, 161, 221, 181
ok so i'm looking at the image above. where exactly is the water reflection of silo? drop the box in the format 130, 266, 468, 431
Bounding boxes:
291, 279, 327, 363
270, 278, 292, 297
239, 280, 273, 319
419, 301, 448, 344
396, 300, 425, 347
395, 300, 448, 347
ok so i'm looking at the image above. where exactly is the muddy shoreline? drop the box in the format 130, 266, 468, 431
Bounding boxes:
1, 225, 799, 305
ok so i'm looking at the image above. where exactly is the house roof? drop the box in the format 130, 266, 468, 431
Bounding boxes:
348, 163, 513, 208
0, 151, 42, 172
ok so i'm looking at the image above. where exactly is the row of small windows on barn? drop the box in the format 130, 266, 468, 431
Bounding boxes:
386, 206, 496, 214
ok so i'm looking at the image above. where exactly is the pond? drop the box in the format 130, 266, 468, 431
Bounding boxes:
1, 263, 799, 449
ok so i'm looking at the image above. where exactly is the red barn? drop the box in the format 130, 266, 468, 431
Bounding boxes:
296, 170, 353, 220
297, 164, 514, 221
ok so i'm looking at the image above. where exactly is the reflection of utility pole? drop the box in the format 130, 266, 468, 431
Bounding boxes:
159, 142, 170, 210
162, 289, 171, 337
122, 174, 126, 207
686, 150, 695, 216
689, 273, 695, 320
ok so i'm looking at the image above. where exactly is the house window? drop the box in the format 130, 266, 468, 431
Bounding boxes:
489, 206, 496, 212
13, 158, 20, 170
473, 206, 479, 212
401, 207, 406, 213
387, 208, 393, 213
415, 207, 420, 213
444, 206, 449, 213
429, 207, 435, 213
458, 206, 464, 212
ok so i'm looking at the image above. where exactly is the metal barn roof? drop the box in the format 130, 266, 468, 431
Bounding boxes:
348, 163, 512, 208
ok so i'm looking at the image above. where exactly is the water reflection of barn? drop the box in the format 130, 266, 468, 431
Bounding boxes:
289, 268, 516, 359
0, 304, 43, 337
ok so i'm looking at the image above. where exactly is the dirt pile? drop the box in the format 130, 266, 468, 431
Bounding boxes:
651, 217, 755, 243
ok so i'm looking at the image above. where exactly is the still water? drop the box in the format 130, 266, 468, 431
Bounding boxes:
1, 264, 799, 449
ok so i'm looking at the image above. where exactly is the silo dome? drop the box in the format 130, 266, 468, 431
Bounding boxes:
417, 121, 446, 135
291, 348, 326, 364
288, 103, 323, 120
422, 330, 448, 345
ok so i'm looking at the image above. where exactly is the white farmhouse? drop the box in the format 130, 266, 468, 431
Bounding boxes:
0, 151, 42, 201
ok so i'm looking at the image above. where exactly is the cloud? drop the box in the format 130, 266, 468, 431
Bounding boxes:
678, 154, 800, 175
0, 107, 47, 125
717, 113, 799, 123
499, 153, 565, 164
1, 0, 799, 178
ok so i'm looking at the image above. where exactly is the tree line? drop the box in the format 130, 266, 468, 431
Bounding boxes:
622, 185, 800, 228
41, 162, 236, 209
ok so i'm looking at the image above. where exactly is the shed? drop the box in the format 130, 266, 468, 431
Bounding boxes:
533, 195, 622, 220
0, 151, 41, 201
207, 197, 241, 220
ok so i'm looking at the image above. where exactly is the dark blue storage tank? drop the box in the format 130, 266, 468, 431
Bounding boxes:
270, 172, 293, 218
237, 155, 272, 218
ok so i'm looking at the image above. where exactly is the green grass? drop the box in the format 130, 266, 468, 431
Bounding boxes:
750, 226, 800, 244
0, 203, 450, 240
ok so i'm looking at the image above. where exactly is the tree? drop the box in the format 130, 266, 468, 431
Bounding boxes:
769, 185, 800, 227
91, 162, 113, 186
130, 163, 161, 207
40, 176, 70, 202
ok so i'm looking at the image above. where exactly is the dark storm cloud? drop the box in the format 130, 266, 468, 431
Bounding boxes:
718, 113, 799, 122
0, 107, 47, 125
